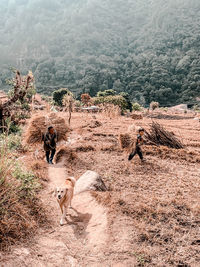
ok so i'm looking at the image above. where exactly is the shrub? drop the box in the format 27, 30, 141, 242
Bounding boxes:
81, 93, 91, 106
0, 134, 22, 151
193, 105, 200, 112
13, 164, 41, 200
74, 100, 82, 108
120, 92, 132, 112
53, 88, 72, 106
21, 102, 30, 111
8, 122, 21, 133
97, 89, 116, 97
132, 102, 142, 111
93, 95, 127, 111
0, 134, 46, 251
150, 101, 159, 110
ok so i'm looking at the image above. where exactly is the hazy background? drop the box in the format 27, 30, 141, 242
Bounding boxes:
0, 0, 200, 106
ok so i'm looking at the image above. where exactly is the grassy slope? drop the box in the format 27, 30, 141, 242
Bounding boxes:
0, 133, 48, 251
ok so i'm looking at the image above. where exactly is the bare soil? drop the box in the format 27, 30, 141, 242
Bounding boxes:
1, 112, 200, 266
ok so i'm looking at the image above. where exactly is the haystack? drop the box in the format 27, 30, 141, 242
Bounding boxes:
119, 133, 135, 150
131, 113, 143, 120
55, 146, 77, 164
25, 113, 69, 144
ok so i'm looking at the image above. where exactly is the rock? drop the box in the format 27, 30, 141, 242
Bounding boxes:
194, 117, 200, 122
74, 170, 107, 195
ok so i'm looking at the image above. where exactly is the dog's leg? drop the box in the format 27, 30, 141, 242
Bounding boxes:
60, 204, 63, 214
60, 206, 66, 226
69, 191, 73, 208
69, 199, 72, 208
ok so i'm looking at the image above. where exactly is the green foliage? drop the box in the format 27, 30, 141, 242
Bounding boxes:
21, 102, 31, 111
4, 118, 22, 134
120, 92, 133, 112
26, 85, 36, 102
74, 100, 82, 108
132, 102, 142, 111
0, 1, 200, 106
52, 88, 72, 106
1, 135, 22, 151
93, 95, 127, 110
97, 89, 116, 97
13, 164, 40, 200
0, 134, 39, 199
95, 90, 132, 111
9, 122, 21, 134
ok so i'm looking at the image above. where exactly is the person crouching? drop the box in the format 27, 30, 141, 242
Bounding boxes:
43, 126, 57, 164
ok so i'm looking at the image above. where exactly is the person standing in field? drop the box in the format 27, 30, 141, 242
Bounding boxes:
43, 126, 57, 164
128, 127, 145, 162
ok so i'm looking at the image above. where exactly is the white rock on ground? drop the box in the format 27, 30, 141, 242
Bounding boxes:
74, 170, 107, 195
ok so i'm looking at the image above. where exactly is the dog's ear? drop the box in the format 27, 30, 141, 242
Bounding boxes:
52, 188, 57, 197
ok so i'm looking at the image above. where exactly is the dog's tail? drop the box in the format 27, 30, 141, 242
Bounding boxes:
66, 176, 76, 187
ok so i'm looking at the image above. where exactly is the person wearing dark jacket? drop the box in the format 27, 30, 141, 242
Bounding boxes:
128, 128, 145, 162
43, 126, 57, 164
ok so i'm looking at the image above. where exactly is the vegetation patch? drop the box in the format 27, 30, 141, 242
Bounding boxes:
0, 135, 47, 251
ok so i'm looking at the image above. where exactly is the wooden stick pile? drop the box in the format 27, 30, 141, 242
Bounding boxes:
145, 121, 184, 149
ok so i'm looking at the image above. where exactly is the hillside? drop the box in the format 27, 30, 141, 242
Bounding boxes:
0, 0, 200, 106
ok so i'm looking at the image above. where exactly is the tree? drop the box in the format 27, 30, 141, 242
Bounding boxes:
120, 92, 132, 112
81, 93, 91, 106
97, 89, 116, 97
52, 88, 72, 106
132, 102, 142, 111
93, 95, 127, 111
0, 0, 200, 106
0, 70, 33, 132
62, 94, 75, 125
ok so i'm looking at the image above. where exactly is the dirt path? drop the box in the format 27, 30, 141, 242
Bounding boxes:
1, 164, 108, 267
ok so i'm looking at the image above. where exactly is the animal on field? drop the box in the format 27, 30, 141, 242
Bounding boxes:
54, 177, 76, 225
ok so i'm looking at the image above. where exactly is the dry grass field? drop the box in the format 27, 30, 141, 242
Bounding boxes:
1, 111, 200, 266
66, 112, 200, 266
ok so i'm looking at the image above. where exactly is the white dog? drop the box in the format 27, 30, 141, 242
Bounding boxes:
54, 177, 76, 225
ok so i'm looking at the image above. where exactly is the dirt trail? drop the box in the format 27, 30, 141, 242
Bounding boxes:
2, 164, 108, 267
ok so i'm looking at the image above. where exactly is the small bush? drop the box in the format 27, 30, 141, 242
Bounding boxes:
3, 134, 22, 151
74, 100, 82, 108
193, 105, 200, 112
93, 95, 127, 111
150, 101, 159, 110
97, 89, 116, 97
21, 102, 30, 111
53, 88, 72, 106
13, 164, 41, 200
132, 102, 142, 111
0, 136, 46, 251
8, 122, 21, 134
81, 93, 91, 106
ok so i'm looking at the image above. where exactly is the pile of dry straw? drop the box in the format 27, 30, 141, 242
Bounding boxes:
25, 112, 69, 144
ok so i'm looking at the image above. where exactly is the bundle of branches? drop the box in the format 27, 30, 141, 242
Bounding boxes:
145, 121, 184, 149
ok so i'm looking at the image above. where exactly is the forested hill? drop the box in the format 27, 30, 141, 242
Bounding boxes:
0, 0, 200, 106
